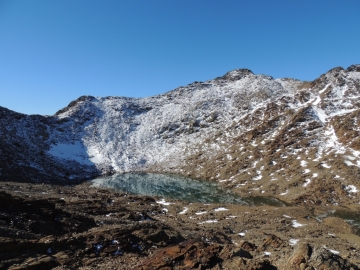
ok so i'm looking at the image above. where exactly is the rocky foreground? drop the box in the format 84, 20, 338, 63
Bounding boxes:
1, 181, 359, 270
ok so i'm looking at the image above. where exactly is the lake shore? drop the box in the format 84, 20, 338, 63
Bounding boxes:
1, 181, 359, 269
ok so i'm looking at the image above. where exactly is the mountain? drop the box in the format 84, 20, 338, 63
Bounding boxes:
1, 65, 360, 205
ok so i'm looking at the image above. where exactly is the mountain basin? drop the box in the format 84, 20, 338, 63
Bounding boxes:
90, 172, 286, 206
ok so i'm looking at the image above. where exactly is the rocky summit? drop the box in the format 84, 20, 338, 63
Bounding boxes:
1, 65, 360, 206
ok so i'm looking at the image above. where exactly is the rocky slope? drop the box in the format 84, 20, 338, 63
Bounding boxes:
1, 181, 359, 270
1, 65, 360, 206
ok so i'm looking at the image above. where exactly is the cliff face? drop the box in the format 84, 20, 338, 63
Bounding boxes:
1, 65, 360, 205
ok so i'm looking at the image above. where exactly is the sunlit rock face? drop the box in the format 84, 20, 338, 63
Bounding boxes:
1, 65, 360, 205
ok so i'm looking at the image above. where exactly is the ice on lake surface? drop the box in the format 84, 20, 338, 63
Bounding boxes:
90, 173, 286, 206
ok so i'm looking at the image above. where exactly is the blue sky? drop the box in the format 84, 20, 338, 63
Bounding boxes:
1, 0, 359, 115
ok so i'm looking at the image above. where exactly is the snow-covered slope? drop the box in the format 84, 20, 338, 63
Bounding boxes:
1, 65, 360, 205
53, 70, 289, 170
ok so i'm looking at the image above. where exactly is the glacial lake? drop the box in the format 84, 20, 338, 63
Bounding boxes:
90, 172, 286, 206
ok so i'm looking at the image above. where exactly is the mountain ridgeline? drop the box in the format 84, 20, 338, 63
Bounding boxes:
1, 65, 360, 206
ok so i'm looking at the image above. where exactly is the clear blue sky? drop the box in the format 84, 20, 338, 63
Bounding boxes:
1, 0, 359, 115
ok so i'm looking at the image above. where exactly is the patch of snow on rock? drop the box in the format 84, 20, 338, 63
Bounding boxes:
178, 207, 188, 215
198, 220, 218, 224
214, 207, 229, 212
292, 220, 305, 228
300, 160, 307, 167
48, 142, 93, 165
289, 239, 299, 246
303, 179, 311, 187
345, 185, 359, 193
156, 199, 173, 205
252, 174, 263, 181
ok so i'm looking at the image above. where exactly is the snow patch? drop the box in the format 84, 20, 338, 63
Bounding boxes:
178, 207, 188, 215
198, 219, 218, 224
87, 145, 105, 163
156, 199, 173, 205
303, 179, 311, 187
252, 174, 263, 180
312, 106, 327, 123
345, 185, 359, 193
289, 239, 299, 246
292, 220, 305, 228
214, 207, 229, 212
48, 142, 93, 165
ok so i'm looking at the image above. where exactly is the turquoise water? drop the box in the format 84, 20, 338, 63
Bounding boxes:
90, 172, 286, 206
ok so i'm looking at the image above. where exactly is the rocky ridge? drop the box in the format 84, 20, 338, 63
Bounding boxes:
1, 65, 360, 206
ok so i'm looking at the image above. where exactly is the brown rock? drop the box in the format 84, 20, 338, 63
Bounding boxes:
288, 243, 311, 268
135, 239, 224, 269
241, 241, 256, 252
309, 247, 352, 270
243, 259, 277, 270
260, 234, 284, 251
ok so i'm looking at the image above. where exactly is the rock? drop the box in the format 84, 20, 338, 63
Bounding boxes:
260, 234, 284, 250
9, 256, 57, 269
309, 247, 352, 270
222, 257, 278, 269
135, 239, 278, 270
288, 243, 311, 268
287, 244, 358, 270
135, 239, 224, 269
240, 241, 256, 252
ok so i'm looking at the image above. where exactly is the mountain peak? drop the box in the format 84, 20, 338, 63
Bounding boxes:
217, 68, 254, 81
346, 64, 360, 72
55, 95, 96, 116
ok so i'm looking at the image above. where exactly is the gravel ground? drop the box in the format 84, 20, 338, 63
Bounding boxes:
0, 181, 359, 269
